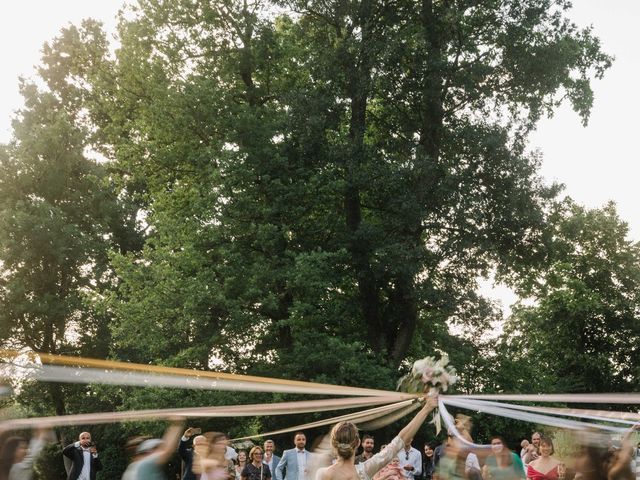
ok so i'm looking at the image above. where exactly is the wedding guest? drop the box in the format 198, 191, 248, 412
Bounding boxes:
124, 436, 151, 459
264, 441, 281, 475
484, 436, 525, 480
573, 441, 606, 480
179, 427, 208, 480
526, 437, 561, 480
421, 443, 436, 480
62, 431, 102, 480
604, 427, 637, 480
520, 442, 530, 461
356, 435, 375, 464
195, 432, 235, 480
0, 429, 53, 480
523, 433, 542, 465
121, 418, 184, 480
225, 435, 238, 463
276, 433, 310, 480
436, 417, 481, 480
374, 456, 405, 480
398, 439, 422, 480
236, 451, 248, 480
434, 434, 453, 469
242, 446, 271, 480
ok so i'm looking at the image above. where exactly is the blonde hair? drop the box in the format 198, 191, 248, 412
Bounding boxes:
330, 421, 360, 460
249, 446, 264, 461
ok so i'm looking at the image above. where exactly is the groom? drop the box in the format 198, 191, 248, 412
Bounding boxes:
276, 432, 310, 480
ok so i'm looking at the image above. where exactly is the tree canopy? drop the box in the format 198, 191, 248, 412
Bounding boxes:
76, 0, 610, 381
1, 1, 634, 478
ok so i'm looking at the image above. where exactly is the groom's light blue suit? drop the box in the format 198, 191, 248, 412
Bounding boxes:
275, 449, 311, 480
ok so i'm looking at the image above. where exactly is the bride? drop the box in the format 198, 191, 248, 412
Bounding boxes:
316, 395, 439, 480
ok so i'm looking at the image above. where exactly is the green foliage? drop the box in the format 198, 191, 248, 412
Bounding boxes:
0, 1, 624, 478
85, 0, 611, 385
34, 443, 66, 480
0, 75, 141, 414
551, 429, 581, 461
497, 201, 640, 394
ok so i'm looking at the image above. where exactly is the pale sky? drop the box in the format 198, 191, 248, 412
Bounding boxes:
0, 1, 121, 143
1, 1, 638, 314
530, 1, 640, 241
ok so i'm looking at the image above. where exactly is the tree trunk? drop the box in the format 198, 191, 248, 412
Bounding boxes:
388, 0, 446, 365
342, 0, 386, 352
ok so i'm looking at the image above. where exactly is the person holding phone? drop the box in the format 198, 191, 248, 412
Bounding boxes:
398, 439, 422, 480
62, 431, 102, 480
179, 427, 205, 480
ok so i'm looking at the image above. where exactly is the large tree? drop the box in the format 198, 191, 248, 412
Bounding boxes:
102, 0, 610, 376
27, 0, 611, 392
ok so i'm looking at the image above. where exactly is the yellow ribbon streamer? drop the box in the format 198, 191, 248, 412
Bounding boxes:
0, 349, 409, 398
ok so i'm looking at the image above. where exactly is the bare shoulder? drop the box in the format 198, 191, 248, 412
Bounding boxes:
317, 464, 361, 480
316, 467, 330, 480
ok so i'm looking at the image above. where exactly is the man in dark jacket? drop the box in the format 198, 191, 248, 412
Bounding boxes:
178, 427, 210, 480
62, 431, 102, 480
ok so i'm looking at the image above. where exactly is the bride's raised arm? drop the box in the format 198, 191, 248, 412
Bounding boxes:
362, 396, 439, 479
398, 396, 439, 446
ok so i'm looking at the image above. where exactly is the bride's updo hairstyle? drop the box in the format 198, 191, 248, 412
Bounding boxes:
330, 421, 360, 460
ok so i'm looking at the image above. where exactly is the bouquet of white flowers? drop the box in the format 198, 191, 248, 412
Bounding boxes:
397, 354, 458, 395
397, 354, 457, 435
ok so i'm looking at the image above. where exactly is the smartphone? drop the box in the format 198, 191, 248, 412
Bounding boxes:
192, 428, 202, 435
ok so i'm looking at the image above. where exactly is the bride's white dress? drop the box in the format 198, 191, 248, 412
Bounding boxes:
316, 436, 405, 480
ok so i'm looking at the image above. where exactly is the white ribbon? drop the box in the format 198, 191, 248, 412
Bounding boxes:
455, 393, 640, 404
437, 399, 492, 449
3, 349, 640, 438
0, 396, 411, 432
441, 397, 627, 433
232, 399, 417, 440
454, 398, 640, 426
13, 363, 404, 397
1, 357, 413, 398
357, 400, 422, 431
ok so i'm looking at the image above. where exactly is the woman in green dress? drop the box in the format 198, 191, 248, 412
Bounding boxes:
483, 437, 525, 480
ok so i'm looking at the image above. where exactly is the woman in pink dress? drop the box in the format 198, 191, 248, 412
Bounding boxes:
526, 437, 562, 480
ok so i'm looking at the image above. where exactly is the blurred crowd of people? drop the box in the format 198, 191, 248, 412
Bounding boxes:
1, 403, 639, 480
418, 418, 640, 480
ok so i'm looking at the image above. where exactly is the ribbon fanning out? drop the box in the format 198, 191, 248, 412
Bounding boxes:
3, 349, 640, 440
